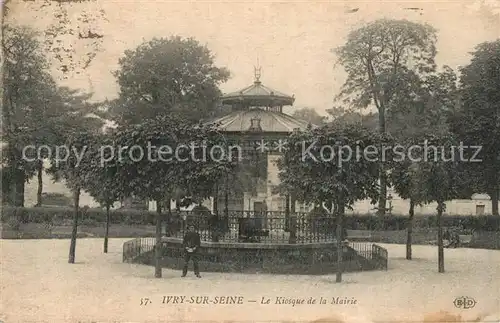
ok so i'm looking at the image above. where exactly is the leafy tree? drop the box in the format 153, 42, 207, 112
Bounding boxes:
31, 87, 102, 207
1, 24, 102, 207
182, 125, 238, 240
387, 66, 459, 138
277, 123, 380, 282
452, 40, 500, 215
112, 36, 230, 125
112, 115, 192, 278
410, 133, 459, 273
390, 141, 424, 260
2, 25, 52, 206
292, 107, 327, 126
388, 65, 459, 260
326, 108, 379, 131
79, 134, 121, 253
48, 131, 95, 264
0, 0, 8, 121
335, 19, 438, 215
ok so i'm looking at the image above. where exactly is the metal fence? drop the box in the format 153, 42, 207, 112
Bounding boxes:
121, 237, 388, 271
167, 212, 339, 244
348, 242, 388, 270
349, 242, 372, 259
122, 237, 155, 262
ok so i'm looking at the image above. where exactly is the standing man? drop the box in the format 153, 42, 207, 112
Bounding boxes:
182, 224, 201, 278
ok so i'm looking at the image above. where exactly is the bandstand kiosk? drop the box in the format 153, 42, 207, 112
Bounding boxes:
208, 68, 312, 216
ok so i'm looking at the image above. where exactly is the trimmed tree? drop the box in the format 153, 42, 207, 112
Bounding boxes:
182, 124, 237, 241
390, 139, 425, 260
79, 134, 122, 253
277, 123, 380, 282
112, 116, 192, 278
48, 131, 94, 264
411, 133, 459, 273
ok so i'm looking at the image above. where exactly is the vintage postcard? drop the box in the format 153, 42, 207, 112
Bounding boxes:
1, 0, 499, 322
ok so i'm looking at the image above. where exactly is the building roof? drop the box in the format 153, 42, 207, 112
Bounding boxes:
221, 80, 295, 107
471, 193, 490, 200
207, 108, 313, 133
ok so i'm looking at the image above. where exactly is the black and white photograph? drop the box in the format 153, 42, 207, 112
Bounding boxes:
1, 0, 499, 322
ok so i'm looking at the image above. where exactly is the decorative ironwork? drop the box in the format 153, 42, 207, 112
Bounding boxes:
123, 237, 155, 262
164, 210, 342, 244
121, 236, 388, 271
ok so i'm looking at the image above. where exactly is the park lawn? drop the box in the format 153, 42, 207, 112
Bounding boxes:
1, 238, 499, 323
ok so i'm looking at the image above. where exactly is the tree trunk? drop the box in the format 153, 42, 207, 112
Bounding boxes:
165, 195, 172, 237
285, 194, 290, 232
104, 204, 110, 253
155, 200, 163, 278
377, 106, 387, 216
68, 188, 80, 264
437, 201, 445, 273
377, 172, 387, 216
19, 170, 25, 206
35, 160, 43, 207
406, 199, 415, 260
336, 200, 345, 283
213, 182, 219, 216
491, 186, 499, 216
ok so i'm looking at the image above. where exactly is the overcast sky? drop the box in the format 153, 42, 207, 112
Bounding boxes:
8, 0, 500, 115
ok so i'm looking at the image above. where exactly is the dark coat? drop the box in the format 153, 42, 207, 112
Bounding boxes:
183, 231, 201, 249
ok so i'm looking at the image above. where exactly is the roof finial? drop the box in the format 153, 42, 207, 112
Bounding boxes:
254, 58, 261, 83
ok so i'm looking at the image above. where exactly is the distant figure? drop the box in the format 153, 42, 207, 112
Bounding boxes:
182, 225, 201, 278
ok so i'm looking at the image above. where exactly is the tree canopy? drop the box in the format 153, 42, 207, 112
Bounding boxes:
277, 123, 381, 281
292, 107, 327, 126
335, 19, 437, 114
277, 123, 381, 210
112, 36, 230, 124
451, 40, 500, 215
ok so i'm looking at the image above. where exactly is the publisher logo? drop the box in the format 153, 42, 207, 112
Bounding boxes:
454, 296, 476, 309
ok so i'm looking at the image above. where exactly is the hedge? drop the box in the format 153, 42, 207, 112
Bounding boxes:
0, 206, 215, 227
344, 215, 499, 231
1, 206, 158, 226
1, 206, 499, 231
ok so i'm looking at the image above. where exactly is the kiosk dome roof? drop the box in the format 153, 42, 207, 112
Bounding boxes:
221, 69, 294, 107
208, 108, 312, 133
